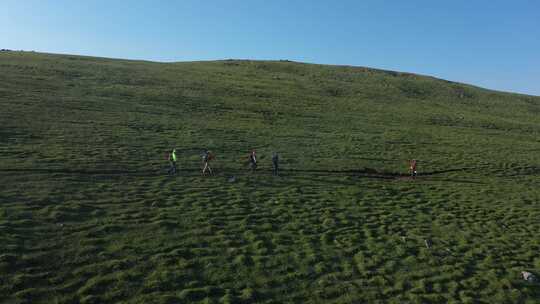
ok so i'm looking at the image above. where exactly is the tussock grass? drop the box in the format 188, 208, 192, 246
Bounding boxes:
1, 51, 540, 303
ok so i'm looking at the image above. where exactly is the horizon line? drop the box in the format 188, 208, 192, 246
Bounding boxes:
2, 48, 539, 98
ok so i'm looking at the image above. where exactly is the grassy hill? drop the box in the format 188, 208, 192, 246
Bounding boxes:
1, 50, 539, 303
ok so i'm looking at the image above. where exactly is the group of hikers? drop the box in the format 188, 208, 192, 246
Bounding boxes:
166, 148, 418, 178
167, 149, 280, 176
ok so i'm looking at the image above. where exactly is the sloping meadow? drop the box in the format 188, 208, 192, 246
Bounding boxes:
1, 51, 539, 303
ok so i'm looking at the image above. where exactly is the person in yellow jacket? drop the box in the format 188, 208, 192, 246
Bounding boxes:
167, 148, 177, 175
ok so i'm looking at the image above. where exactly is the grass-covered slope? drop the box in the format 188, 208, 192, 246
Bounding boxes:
1, 51, 539, 303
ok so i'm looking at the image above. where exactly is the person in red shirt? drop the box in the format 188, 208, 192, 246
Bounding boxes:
409, 159, 417, 178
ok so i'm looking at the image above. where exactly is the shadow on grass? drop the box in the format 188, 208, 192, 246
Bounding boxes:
0, 168, 159, 176
421, 177, 486, 184
0, 166, 488, 181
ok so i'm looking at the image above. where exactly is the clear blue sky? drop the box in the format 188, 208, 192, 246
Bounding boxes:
2, 0, 539, 96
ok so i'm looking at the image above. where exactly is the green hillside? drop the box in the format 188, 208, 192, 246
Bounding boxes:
1, 51, 539, 303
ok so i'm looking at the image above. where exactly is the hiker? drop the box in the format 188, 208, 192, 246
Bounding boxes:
272, 152, 279, 176
167, 148, 177, 175
409, 159, 417, 178
249, 150, 257, 172
202, 150, 214, 175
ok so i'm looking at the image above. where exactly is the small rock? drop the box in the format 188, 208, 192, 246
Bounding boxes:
522, 271, 537, 282
228, 176, 236, 183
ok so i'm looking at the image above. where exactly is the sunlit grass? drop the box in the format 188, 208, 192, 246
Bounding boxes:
1, 51, 539, 303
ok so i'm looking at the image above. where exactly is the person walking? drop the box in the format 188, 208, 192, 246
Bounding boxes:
167, 148, 177, 175
249, 150, 257, 172
272, 152, 279, 176
409, 159, 417, 178
202, 150, 214, 175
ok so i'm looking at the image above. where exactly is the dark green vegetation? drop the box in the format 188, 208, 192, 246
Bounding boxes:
1, 50, 540, 303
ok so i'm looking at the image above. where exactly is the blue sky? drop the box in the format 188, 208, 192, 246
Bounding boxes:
2, 0, 539, 96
